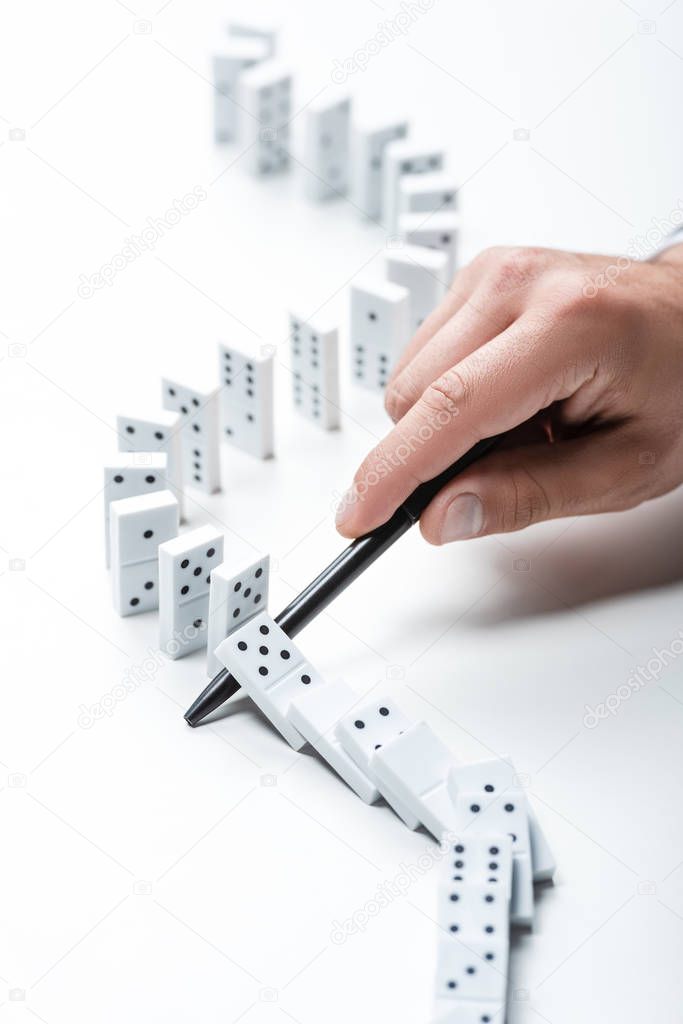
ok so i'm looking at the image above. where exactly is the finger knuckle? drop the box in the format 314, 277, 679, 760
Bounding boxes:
501, 467, 552, 531
421, 367, 471, 421
491, 246, 546, 295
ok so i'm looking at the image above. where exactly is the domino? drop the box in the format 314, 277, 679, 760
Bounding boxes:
227, 16, 279, 57
206, 553, 270, 677
382, 138, 445, 231
218, 341, 274, 458
158, 525, 224, 659
435, 936, 508, 1005
398, 171, 458, 218
302, 94, 351, 200
336, 698, 420, 830
386, 243, 450, 331
352, 118, 408, 220
399, 211, 459, 277
110, 490, 179, 617
349, 278, 410, 391
103, 453, 168, 568
289, 312, 340, 429
288, 680, 379, 804
116, 410, 184, 521
213, 41, 268, 143
215, 612, 327, 750
441, 834, 513, 902
161, 376, 221, 495
373, 721, 455, 840
448, 760, 534, 928
238, 61, 292, 175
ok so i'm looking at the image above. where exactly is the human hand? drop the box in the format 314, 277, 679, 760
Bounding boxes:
335, 244, 683, 543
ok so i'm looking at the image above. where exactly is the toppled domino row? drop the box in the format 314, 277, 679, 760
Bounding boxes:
212, 610, 556, 1022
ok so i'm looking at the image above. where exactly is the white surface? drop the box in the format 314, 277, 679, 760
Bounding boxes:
2, 1, 683, 1022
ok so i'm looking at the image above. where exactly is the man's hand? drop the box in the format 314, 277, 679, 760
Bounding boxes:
335, 244, 683, 542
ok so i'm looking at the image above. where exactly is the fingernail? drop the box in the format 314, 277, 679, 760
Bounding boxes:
441, 493, 484, 542
335, 487, 356, 528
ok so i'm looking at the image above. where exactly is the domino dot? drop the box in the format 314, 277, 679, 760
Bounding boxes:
193, 449, 200, 457
300, 673, 310, 684
454, 859, 464, 868
484, 953, 494, 962
259, 625, 269, 635
504, 803, 514, 812
181, 559, 189, 569
258, 666, 268, 676
449, 893, 459, 902
255, 568, 263, 578
233, 608, 240, 618
181, 585, 189, 595
484, 784, 494, 792
259, 645, 269, 655
114, 475, 124, 483
482, 1018, 491, 1023
466, 966, 476, 975
225, 428, 233, 436
449, 924, 459, 933
193, 619, 202, 628
354, 720, 365, 729
194, 475, 200, 482
130, 597, 140, 606
237, 641, 247, 650
484, 894, 494, 903
454, 844, 465, 853
488, 861, 498, 870
489, 845, 499, 854
379, 706, 389, 716
254, 594, 262, 603
207, 547, 215, 557
485, 925, 494, 933
279, 650, 291, 660
452, 875, 463, 881
193, 567, 201, 577
126, 426, 134, 434
155, 431, 163, 440
234, 582, 241, 592
206, 575, 211, 584
143, 529, 153, 539
192, 398, 199, 407
446, 981, 457, 990
441, 234, 451, 244
368, 311, 377, 321
168, 387, 176, 396
470, 803, 481, 813
244, 587, 251, 598
181, 405, 188, 414
192, 424, 200, 432
144, 581, 154, 590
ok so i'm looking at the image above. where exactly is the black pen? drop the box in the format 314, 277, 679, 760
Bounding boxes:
184, 435, 501, 726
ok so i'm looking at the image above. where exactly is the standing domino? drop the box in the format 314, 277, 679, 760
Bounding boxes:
289, 312, 340, 429
352, 118, 408, 220
349, 279, 410, 391
398, 171, 458, 218
227, 16, 279, 57
116, 410, 184, 521
158, 525, 224, 659
238, 61, 292, 175
303, 94, 351, 200
386, 244, 450, 331
336, 698, 420, 830
382, 138, 445, 230
110, 490, 179, 617
288, 680, 379, 804
399, 212, 458, 277
215, 612, 326, 750
162, 375, 221, 495
206, 553, 270, 676
213, 41, 268, 143
103, 453, 168, 568
218, 341, 274, 458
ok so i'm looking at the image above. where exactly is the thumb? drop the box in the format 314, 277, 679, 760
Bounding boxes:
418, 431, 638, 544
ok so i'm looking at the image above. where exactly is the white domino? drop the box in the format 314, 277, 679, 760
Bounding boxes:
288, 680, 379, 804
289, 312, 340, 429
238, 61, 292, 175
158, 525, 224, 659
215, 612, 326, 750
398, 171, 458, 218
434, 937, 508, 1008
352, 118, 408, 220
386, 244, 450, 331
218, 341, 274, 458
227, 16, 279, 57
213, 41, 268, 143
399, 211, 459, 277
103, 453, 168, 568
110, 490, 179, 617
448, 760, 534, 928
349, 278, 410, 391
206, 553, 270, 677
382, 138, 445, 230
161, 376, 221, 495
373, 721, 456, 839
336, 698, 420, 829
116, 410, 184, 520
303, 94, 351, 200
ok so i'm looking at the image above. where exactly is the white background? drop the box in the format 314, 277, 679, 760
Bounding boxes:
2, 0, 683, 1021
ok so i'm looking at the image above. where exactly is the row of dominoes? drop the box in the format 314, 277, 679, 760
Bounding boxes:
106, 481, 271, 668
212, 610, 555, 1020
